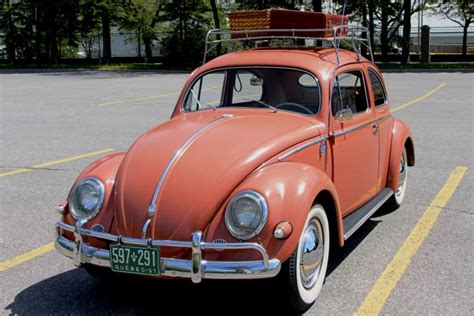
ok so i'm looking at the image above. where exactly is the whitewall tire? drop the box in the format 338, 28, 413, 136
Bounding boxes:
389, 148, 408, 209
284, 204, 330, 312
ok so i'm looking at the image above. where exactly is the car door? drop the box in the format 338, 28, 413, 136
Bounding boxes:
366, 66, 392, 192
330, 67, 379, 216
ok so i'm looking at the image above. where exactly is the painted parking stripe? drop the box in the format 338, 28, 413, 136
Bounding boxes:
0, 243, 54, 272
391, 83, 446, 112
356, 166, 468, 315
0, 148, 114, 178
97, 93, 179, 106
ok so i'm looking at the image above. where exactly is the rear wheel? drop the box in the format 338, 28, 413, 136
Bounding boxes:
388, 148, 408, 209
282, 204, 330, 313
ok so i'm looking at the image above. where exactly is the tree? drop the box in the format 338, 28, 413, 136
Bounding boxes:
209, 0, 221, 56
118, 0, 161, 63
159, 0, 211, 66
436, 0, 473, 59
312, 0, 322, 12
401, 0, 411, 64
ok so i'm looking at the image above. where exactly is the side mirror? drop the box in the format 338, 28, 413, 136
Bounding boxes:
335, 108, 353, 121
250, 76, 264, 86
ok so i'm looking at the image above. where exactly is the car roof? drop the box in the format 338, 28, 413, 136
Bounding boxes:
199, 48, 370, 78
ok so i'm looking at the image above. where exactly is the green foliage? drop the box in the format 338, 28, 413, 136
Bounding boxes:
117, 0, 160, 39
159, 0, 212, 66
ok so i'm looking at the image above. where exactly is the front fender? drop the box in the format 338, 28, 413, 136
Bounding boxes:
62, 152, 126, 246
388, 118, 415, 191
205, 162, 342, 263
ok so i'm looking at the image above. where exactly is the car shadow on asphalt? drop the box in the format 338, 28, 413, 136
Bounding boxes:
5, 267, 296, 315
5, 211, 387, 315
326, 217, 380, 277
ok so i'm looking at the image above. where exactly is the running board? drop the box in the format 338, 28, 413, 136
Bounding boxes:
343, 188, 393, 240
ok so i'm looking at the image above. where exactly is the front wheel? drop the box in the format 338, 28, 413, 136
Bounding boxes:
282, 204, 330, 313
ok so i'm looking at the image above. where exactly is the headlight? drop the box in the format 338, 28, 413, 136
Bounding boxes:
225, 190, 268, 240
69, 177, 105, 220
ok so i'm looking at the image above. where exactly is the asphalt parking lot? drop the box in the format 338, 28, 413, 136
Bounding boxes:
0, 70, 472, 315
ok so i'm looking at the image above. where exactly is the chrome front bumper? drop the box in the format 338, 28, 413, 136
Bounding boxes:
55, 220, 281, 283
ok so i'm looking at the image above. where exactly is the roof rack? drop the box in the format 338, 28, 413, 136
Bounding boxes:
203, 25, 374, 66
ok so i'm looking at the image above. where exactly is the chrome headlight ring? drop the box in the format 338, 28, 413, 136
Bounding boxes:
68, 177, 105, 221
224, 190, 268, 240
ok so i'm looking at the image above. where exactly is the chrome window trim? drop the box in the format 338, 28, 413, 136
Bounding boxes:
145, 115, 228, 219
224, 190, 268, 241
181, 66, 322, 117
330, 68, 371, 117
278, 135, 327, 161
69, 177, 105, 221
367, 68, 388, 107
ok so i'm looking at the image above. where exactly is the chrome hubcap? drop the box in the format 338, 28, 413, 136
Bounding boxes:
300, 219, 324, 289
396, 154, 407, 197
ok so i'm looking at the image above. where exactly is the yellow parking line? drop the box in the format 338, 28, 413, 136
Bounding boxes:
98, 85, 223, 106
391, 83, 446, 113
0, 243, 54, 272
0, 148, 114, 178
356, 166, 468, 315
98, 92, 179, 106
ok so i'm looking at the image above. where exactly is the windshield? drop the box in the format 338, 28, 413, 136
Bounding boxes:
183, 68, 320, 115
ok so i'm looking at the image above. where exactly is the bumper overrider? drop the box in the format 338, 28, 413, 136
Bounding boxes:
55, 220, 281, 283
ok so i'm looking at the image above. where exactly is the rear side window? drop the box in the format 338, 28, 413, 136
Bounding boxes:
332, 71, 368, 116
368, 69, 387, 106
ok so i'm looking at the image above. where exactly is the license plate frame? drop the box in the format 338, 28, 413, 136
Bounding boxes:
110, 245, 161, 276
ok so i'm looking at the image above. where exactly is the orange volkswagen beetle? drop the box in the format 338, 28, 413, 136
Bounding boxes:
55, 24, 414, 312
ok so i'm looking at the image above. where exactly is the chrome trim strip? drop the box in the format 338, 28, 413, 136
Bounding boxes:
55, 220, 280, 282
332, 115, 391, 138
146, 115, 228, 217
278, 136, 327, 161
142, 219, 151, 239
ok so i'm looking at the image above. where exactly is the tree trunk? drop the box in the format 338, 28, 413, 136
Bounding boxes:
143, 35, 153, 63
462, 22, 469, 60
401, 0, 411, 64
48, 23, 59, 64
312, 0, 322, 12
361, 3, 368, 57
368, 1, 375, 55
101, 12, 112, 63
381, 1, 389, 62
209, 0, 221, 56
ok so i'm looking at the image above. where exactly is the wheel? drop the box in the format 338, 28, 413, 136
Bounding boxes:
388, 148, 408, 209
282, 204, 330, 313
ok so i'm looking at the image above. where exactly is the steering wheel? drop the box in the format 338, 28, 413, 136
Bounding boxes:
274, 102, 313, 115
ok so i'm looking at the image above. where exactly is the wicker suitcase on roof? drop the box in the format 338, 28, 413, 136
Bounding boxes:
228, 9, 348, 38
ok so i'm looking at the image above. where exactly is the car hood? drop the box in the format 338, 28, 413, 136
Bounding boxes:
113, 110, 321, 243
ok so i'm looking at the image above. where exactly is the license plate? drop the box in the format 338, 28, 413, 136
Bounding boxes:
110, 245, 160, 276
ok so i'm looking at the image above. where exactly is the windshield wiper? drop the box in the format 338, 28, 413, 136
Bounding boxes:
241, 98, 278, 113
190, 89, 216, 111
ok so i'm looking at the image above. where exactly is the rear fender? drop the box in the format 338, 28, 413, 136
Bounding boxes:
205, 162, 343, 263
388, 118, 415, 191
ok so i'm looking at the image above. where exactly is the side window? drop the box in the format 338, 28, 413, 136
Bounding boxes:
332, 71, 368, 116
231, 70, 263, 104
368, 69, 387, 106
184, 71, 226, 111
